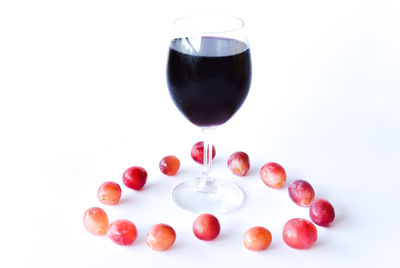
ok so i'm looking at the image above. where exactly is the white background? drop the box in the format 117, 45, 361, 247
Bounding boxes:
1, 0, 399, 267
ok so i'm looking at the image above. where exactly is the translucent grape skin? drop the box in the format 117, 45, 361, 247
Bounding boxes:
191, 141, 216, 164
146, 224, 176, 251
97, 181, 122, 205
107, 219, 138, 246
243, 226, 272, 251
227, 151, 250, 177
260, 162, 287, 189
122, 166, 147, 190
282, 218, 317, 249
309, 198, 335, 227
83, 207, 109, 236
193, 214, 220, 241
159, 155, 180, 176
288, 180, 315, 207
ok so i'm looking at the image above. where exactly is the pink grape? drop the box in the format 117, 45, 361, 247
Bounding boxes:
260, 162, 286, 189
227, 151, 250, 176
191, 141, 216, 164
159, 155, 180, 176
122, 166, 147, 190
282, 218, 317, 249
107, 219, 138, 246
193, 214, 220, 241
243, 226, 272, 251
97, 181, 122, 205
309, 198, 335, 227
146, 224, 176, 251
83, 207, 109, 235
288, 179, 315, 207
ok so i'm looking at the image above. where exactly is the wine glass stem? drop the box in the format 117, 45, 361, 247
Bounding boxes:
201, 127, 215, 184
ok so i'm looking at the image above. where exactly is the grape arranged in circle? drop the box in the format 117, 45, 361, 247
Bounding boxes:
282, 218, 318, 249
159, 155, 180, 176
228, 151, 250, 176
97, 181, 122, 205
260, 162, 287, 189
243, 226, 272, 251
146, 223, 177, 251
107, 219, 138, 246
288, 179, 315, 207
191, 141, 216, 164
309, 198, 335, 227
83, 207, 109, 236
193, 214, 221, 241
123, 166, 148, 190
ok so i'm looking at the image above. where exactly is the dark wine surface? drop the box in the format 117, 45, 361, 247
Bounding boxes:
167, 37, 251, 127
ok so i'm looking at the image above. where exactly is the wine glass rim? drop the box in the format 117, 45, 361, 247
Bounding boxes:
173, 14, 245, 34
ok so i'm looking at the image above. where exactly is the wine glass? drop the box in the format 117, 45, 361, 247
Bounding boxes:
166, 14, 252, 214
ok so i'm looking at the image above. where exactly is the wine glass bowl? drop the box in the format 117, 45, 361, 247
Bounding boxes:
167, 15, 251, 128
166, 14, 252, 214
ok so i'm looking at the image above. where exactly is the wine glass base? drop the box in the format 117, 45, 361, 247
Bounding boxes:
172, 177, 244, 214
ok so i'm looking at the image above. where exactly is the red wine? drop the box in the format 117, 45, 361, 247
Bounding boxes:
167, 37, 251, 127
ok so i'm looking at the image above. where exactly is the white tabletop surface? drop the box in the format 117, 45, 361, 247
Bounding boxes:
1, 0, 399, 267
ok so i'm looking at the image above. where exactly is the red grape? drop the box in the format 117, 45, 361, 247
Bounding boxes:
193, 214, 220, 241
146, 223, 176, 251
159, 155, 180, 176
191, 141, 216, 164
122, 166, 147, 190
288, 180, 315, 207
107, 219, 137, 246
260, 162, 286, 189
243, 226, 272, 251
83, 207, 109, 235
227, 151, 250, 176
97, 181, 122, 205
282, 218, 317, 249
309, 198, 335, 227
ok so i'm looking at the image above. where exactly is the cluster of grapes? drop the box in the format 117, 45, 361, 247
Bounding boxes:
83, 142, 335, 251
231, 153, 335, 250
